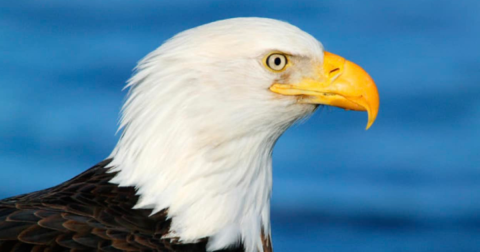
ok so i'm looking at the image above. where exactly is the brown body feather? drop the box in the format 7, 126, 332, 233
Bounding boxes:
0, 160, 271, 252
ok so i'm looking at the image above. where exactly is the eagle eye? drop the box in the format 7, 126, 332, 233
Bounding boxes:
265, 53, 288, 71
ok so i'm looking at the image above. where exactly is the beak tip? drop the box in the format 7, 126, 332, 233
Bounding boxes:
365, 105, 378, 130
365, 122, 373, 130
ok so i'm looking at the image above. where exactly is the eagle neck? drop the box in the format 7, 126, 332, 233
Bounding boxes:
107, 118, 281, 252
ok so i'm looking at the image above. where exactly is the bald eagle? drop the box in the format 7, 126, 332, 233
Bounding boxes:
0, 18, 379, 252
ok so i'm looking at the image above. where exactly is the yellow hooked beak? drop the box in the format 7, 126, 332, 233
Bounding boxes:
270, 51, 380, 129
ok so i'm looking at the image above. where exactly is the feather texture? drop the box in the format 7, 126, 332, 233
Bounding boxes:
0, 160, 272, 251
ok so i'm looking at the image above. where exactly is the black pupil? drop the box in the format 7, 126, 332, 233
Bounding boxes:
274, 57, 281, 66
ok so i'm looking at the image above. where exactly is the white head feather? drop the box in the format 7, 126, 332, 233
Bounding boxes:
108, 17, 324, 252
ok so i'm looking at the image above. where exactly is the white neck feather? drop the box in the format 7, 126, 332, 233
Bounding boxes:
109, 115, 278, 252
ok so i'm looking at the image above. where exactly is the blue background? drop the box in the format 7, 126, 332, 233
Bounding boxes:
1, 1, 479, 251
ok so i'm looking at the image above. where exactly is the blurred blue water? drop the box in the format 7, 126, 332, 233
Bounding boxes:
1, 1, 479, 251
